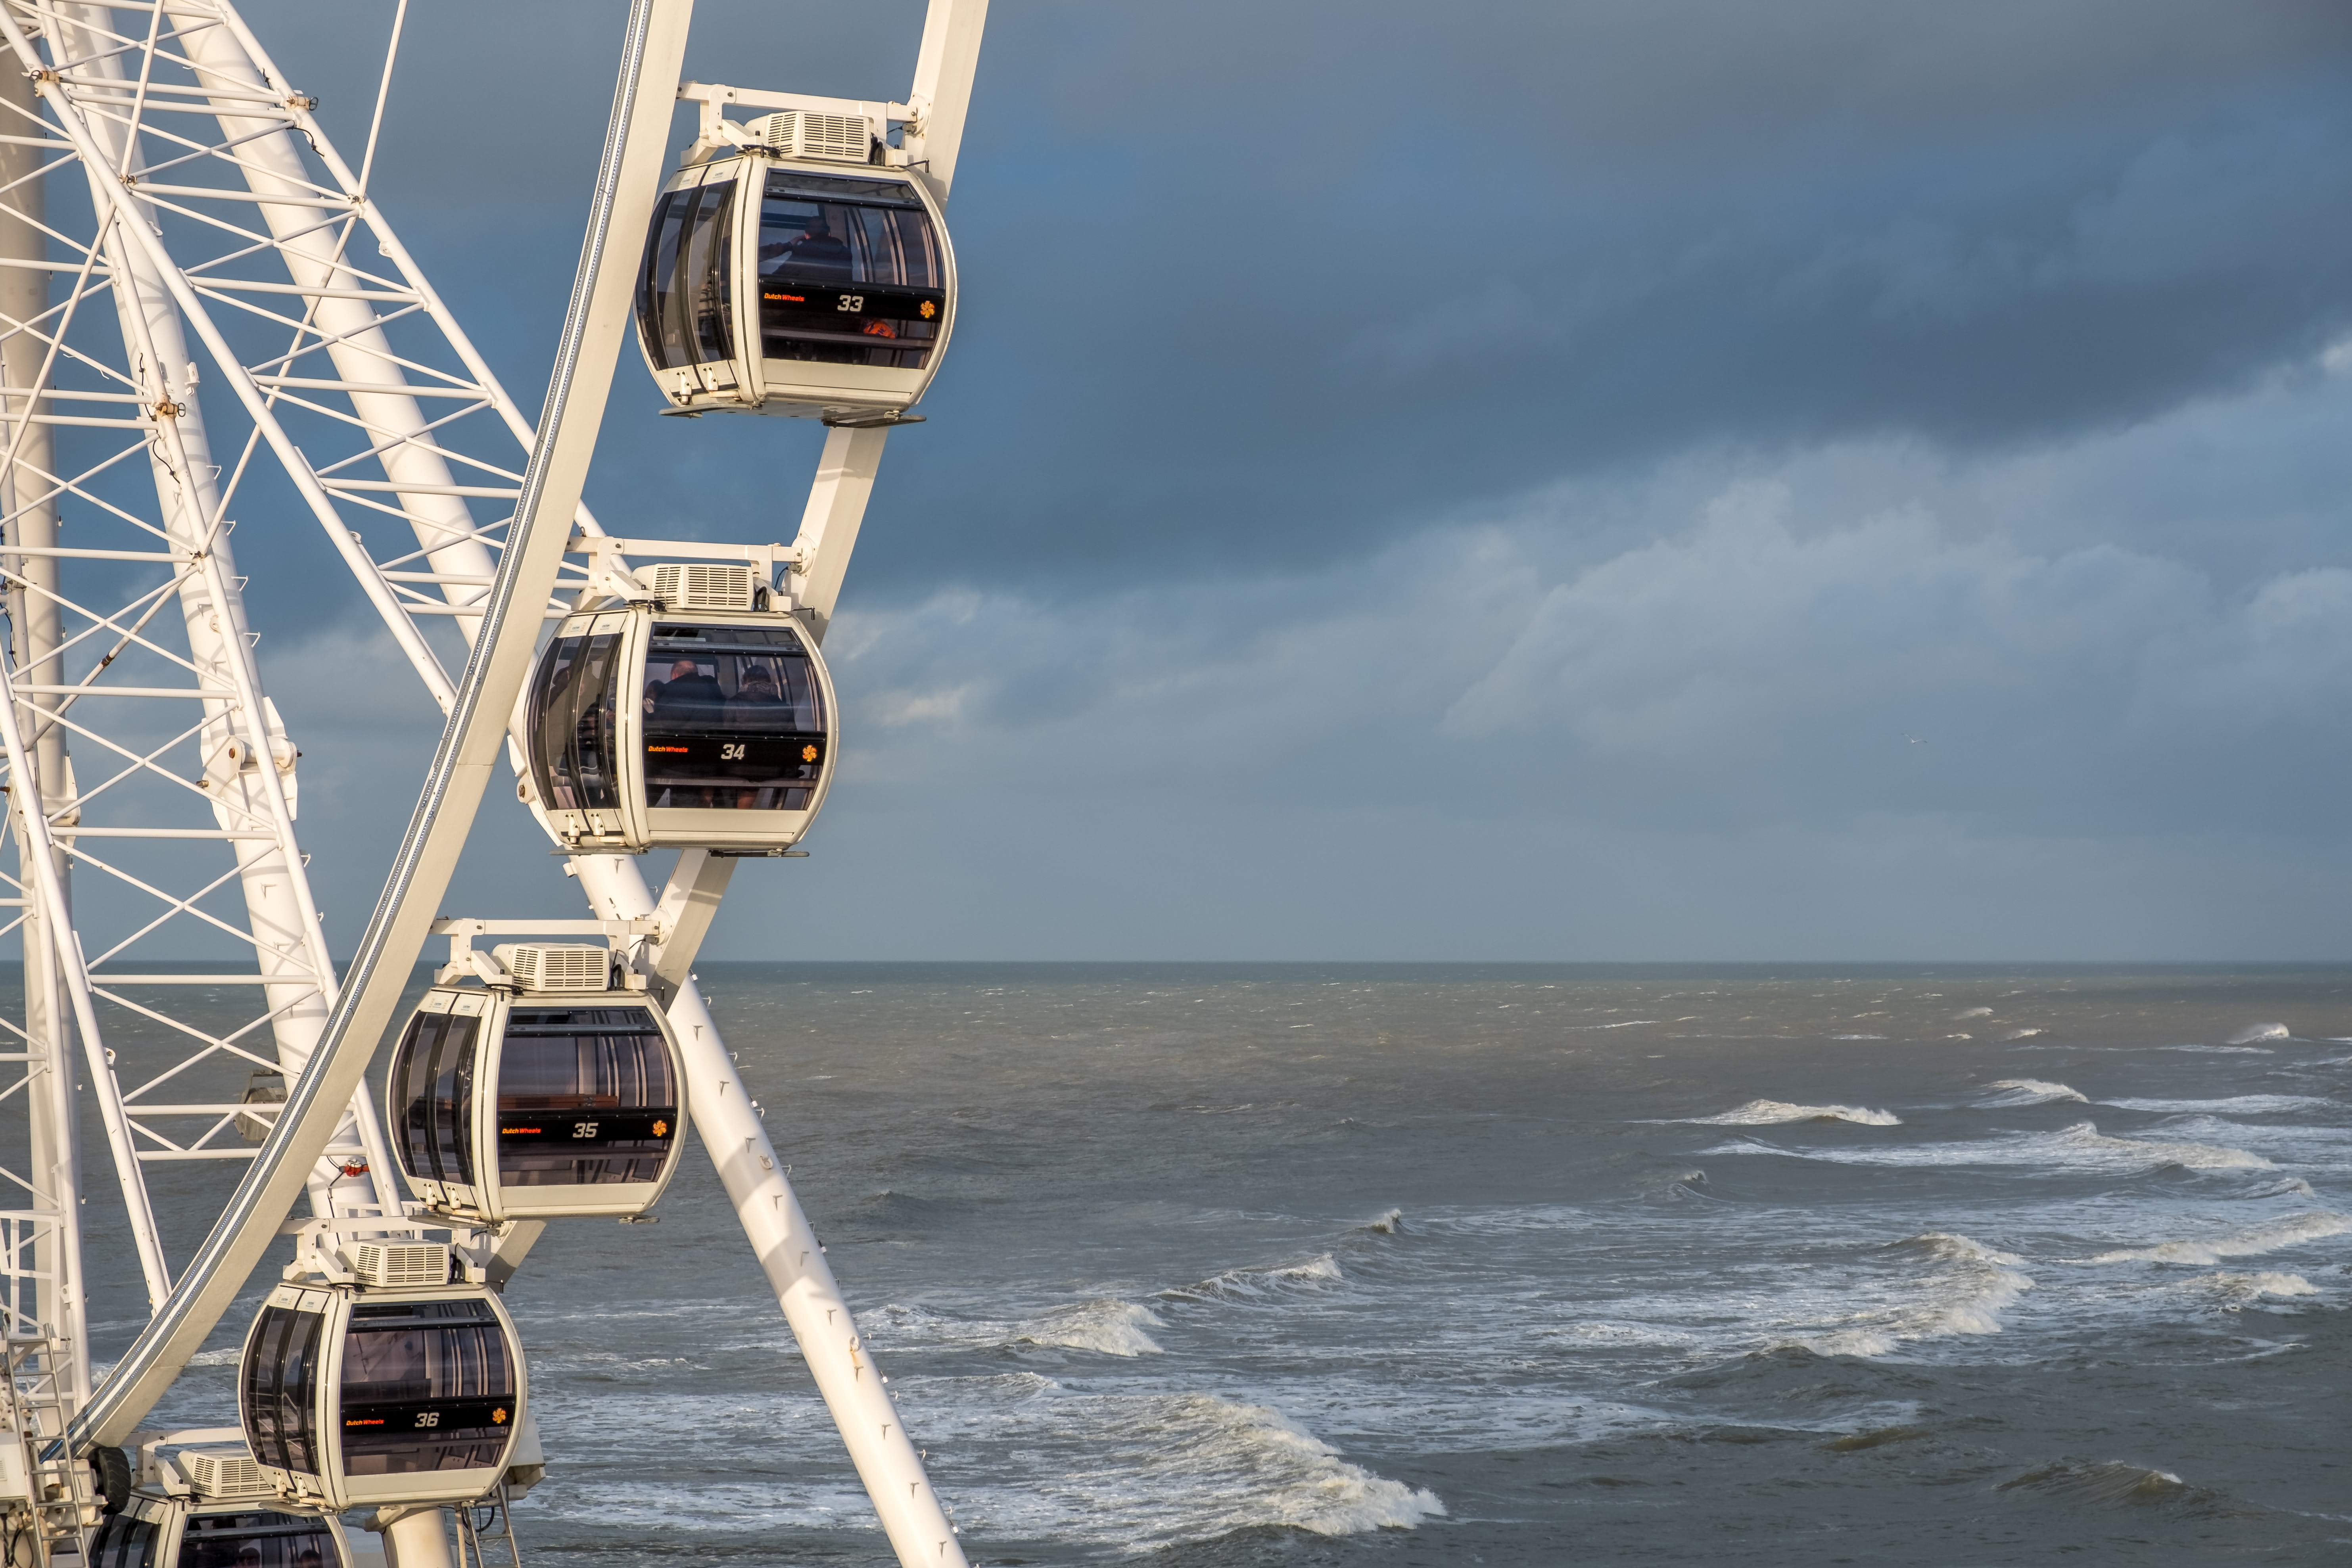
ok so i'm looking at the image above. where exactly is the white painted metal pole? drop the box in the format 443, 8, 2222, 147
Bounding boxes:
71, 0, 694, 1448
788, 424, 889, 643
570, 857, 969, 1568
906, 0, 990, 199
0, 53, 87, 1398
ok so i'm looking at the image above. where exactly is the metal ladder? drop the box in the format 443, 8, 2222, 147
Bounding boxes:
453, 1486, 522, 1568
2, 1327, 90, 1568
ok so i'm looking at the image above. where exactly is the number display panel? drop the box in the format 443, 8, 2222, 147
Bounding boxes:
388, 986, 688, 1223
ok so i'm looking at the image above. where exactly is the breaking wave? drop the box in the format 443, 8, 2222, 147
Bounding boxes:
1161, 1253, 1345, 1305
1705, 1121, 2269, 1174
2103, 1094, 2332, 1115
2204, 1271, 2319, 1301
2229, 1023, 2292, 1044
1792, 1232, 2032, 1357
1081, 1392, 1445, 1541
1690, 1100, 1902, 1127
1981, 1079, 2087, 1107
2088, 1211, 2352, 1265
2003, 1028, 2048, 1041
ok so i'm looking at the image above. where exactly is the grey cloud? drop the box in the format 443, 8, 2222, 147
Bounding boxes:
219, 1, 2352, 609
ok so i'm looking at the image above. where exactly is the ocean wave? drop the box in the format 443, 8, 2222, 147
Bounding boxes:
863, 1297, 1167, 1357
1829, 1034, 1888, 1040
1786, 1232, 2032, 1356
2103, 1094, 2333, 1115
1981, 1079, 2088, 1107
1019, 1300, 1168, 1356
2087, 1210, 2352, 1265
1705, 1121, 2270, 1173
1688, 1100, 1902, 1127
2229, 1023, 2292, 1044
1953, 1007, 1993, 1019
1351, 1208, 1405, 1236
1998, 1461, 2188, 1506
2204, 1271, 2319, 1301
2162, 1044, 2275, 1055
2003, 1028, 2048, 1041
1161, 1253, 1345, 1305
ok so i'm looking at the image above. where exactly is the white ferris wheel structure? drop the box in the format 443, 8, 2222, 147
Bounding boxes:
0, 3, 987, 1567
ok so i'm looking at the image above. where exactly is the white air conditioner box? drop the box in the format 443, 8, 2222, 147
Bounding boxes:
491, 944, 610, 993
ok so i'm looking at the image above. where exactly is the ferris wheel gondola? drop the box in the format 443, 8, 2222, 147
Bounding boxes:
634, 113, 955, 421
86, 1494, 354, 1568
238, 1284, 525, 1512
523, 570, 838, 854
386, 957, 687, 1224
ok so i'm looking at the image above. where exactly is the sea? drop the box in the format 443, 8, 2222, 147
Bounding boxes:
88, 964, 2352, 1564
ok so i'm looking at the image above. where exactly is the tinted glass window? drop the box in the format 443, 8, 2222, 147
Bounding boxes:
178, 1512, 339, 1568
641, 623, 826, 813
389, 1011, 480, 1189
758, 171, 942, 371
528, 629, 623, 814
496, 1008, 679, 1187
637, 180, 736, 370
241, 1305, 325, 1478
89, 1512, 160, 1568
339, 1299, 516, 1476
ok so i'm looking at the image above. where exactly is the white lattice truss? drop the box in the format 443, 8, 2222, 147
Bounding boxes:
0, 0, 625, 1340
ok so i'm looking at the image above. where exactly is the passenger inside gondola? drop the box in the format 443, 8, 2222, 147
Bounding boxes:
182, 1516, 338, 1568
760, 213, 851, 280
643, 625, 825, 812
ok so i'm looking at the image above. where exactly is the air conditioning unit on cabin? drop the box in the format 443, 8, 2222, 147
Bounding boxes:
349, 1241, 451, 1289
641, 562, 760, 612
493, 943, 611, 993
744, 109, 873, 165
183, 1445, 272, 1500
183, 1444, 275, 1500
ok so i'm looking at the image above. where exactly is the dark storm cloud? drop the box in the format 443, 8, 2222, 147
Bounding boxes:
242, 0, 2352, 603
182, 2, 2352, 960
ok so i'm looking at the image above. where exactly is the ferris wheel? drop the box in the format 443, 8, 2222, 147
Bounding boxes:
0, 4, 988, 1568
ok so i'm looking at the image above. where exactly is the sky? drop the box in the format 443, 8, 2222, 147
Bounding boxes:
208, 0, 2352, 960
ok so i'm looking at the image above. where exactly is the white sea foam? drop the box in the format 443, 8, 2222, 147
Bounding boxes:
2088, 1211, 2352, 1264
1161, 1253, 1345, 1305
1706, 1121, 2270, 1173
2162, 1044, 2275, 1055
1982, 1079, 2088, 1107
1830, 1033, 1888, 1040
1021, 1300, 1168, 1356
2103, 1094, 2332, 1115
2003, 1028, 2048, 1041
2229, 1023, 2292, 1044
864, 1298, 1168, 1357
1789, 1232, 2032, 1356
1689, 1099, 1902, 1127
2205, 1271, 2319, 1301
1954, 1007, 1993, 1019
1042, 1392, 1446, 1541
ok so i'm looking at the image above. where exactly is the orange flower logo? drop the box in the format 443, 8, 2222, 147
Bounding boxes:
492, 1408, 508, 1425
801, 745, 819, 762
652, 1119, 669, 1138
918, 300, 936, 320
